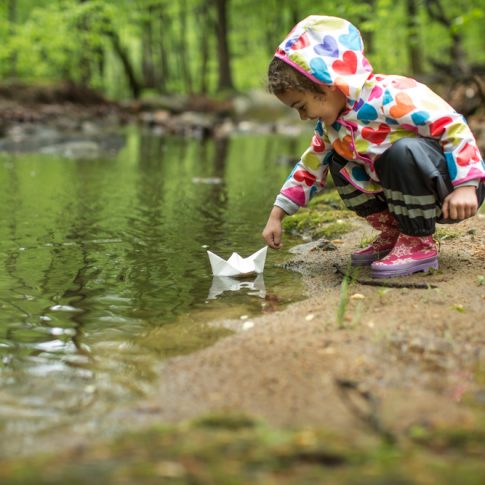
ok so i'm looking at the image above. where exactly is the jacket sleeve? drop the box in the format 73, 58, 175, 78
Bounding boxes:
274, 121, 333, 215
382, 80, 485, 187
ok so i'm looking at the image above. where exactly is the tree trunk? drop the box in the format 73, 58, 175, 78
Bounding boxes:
264, 1, 286, 56
106, 30, 142, 98
406, 0, 423, 75
142, 6, 157, 89
424, 0, 470, 77
179, 0, 193, 94
213, 0, 234, 91
197, 0, 212, 93
357, 0, 375, 54
7, 0, 17, 77
157, 8, 170, 93
78, 0, 92, 87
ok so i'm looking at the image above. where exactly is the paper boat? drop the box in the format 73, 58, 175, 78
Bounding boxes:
207, 246, 267, 277
208, 274, 266, 300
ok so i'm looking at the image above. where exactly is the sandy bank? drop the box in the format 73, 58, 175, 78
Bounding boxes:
126, 214, 485, 442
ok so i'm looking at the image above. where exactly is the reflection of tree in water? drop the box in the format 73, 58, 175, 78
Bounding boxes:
1, 161, 32, 344
123, 135, 233, 323
197, 137, 230, 242
39, 160, 112, 359
122, 132, 167, 320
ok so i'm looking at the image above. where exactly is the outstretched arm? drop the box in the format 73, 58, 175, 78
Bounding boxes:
263, 122, 332, 248
262, 206, 287, 249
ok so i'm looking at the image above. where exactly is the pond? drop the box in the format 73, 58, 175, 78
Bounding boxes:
0, 126, 310, 454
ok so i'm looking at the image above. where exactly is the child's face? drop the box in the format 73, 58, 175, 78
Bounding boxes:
276, 86, 347, 126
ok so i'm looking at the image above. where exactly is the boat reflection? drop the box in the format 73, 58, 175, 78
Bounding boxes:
208, 274, 266, 300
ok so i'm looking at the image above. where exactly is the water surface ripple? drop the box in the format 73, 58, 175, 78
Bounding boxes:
0, 128, 308, 452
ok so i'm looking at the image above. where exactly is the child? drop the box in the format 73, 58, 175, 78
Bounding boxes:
262, 15, 485, 278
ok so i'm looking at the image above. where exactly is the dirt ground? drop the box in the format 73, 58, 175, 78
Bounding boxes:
128, 213, 485, 443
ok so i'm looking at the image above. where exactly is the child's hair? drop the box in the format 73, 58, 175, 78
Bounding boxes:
267, 57, 322, 94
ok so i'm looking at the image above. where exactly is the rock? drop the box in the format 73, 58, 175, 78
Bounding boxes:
137, 95, 188, 113
40, 141, 101, 159
192, 177, 223, 185
289, 238, 337, 255
232, 89, 290, 121
0, 125, 62, 151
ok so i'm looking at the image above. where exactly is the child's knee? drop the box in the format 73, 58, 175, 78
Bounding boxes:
384, 138, 424, 166
377, 138, 443, 178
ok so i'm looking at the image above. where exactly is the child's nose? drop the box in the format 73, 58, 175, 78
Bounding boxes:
299, 111, 308, 121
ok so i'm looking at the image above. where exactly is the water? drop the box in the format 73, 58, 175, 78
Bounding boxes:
0, 126, 309, 452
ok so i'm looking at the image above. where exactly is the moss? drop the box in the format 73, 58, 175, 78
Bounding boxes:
283, 210, 352, 232
283, 189, 354, 240
193, 414, 260, 430
409, 426, 485, 457
313, 221, 354, 240
308, 190, 347, 210
435, 227, 461, 241
357, 232, 377, 248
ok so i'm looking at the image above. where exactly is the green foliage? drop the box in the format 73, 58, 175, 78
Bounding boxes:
1, 0, 485, 98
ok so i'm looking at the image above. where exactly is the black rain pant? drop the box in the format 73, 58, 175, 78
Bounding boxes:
329, 138, 485, 236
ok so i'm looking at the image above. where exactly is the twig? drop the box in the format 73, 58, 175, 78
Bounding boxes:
333, 264, 438, 289
335, 378, 396, 444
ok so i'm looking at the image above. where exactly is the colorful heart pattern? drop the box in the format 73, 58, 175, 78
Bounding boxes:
294, 170, 317, 186
339, 24, 362, 51
332, 50, 357, 75
332, 135, 354, 159
357, 103, 378, 122
290, 32, 310, 51
281, 186, 306, 206
389, 92, 416, 118
429, 116, 453, 137
457, 143, 481, 167
314, 35, 339, 57
310, 58, 332, 84
311, 135, 326, 152
362, 123, 391, 144
391, 77, 417, 90
274, 15, 484, 205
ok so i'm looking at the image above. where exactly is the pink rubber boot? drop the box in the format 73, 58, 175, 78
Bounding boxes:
371, 234, 438, 278
351, 210, 400, 266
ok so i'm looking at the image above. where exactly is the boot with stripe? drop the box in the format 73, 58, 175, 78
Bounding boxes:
371, 234, 438, 278
351, 210, 400, 266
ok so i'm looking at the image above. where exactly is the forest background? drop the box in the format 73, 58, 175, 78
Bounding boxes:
1, 0, 484, 102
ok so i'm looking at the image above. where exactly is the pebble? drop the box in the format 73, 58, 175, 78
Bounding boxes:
242, 321, 254, 331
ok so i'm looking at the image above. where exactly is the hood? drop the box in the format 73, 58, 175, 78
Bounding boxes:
275, 15, 373, 106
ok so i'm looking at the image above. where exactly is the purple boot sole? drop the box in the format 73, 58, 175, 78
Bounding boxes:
371, 255, 439, 278
351, 248, 392, 266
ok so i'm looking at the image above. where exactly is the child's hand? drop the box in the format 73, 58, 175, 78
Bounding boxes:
442, 186, 478, 220
262, 207, 287, 249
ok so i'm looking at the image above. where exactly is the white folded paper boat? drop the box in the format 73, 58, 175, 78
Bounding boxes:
207, 246, 267, 277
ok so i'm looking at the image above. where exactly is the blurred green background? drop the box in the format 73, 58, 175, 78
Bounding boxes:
1, 0, 484, 100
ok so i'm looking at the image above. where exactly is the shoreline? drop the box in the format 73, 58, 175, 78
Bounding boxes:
125, 213, 485, 434
0, 193, 484, 482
